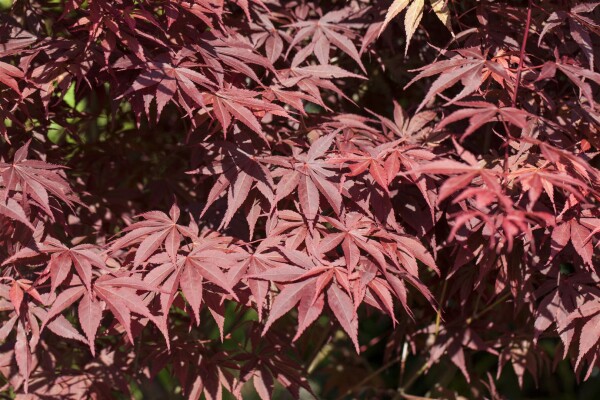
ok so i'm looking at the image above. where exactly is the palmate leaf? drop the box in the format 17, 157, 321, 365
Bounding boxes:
269, 133, 343, 223
405, 49, 513, 112
3, 238, 107, 293
109, 203, 195, 266
0, 198, 34, 230
551, 218, 595, 267
436, 101, 531, 139
556, 62, 600, 107
0, 60, 23, 94
39, 273, 164, 355
194, 141, 275, 231
121, 60, 215, 121
379, 0, 451, 53
287, 9, 366, 71
406, 157, 503, 205
93, 274, 167, 344
247, 247, 337, 340
510, 163, 592, 211
140, 232, 243, 336
203, 88, 292, 140
251, 13, 287, 63
538, 3, 600, 69
0, 140, 79, 216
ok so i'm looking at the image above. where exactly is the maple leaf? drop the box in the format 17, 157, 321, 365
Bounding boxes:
195, 33, 276, 86
436, 101, 531, 139
109, 203, 195, 266
0, 198, 34, 230
0, 140, 79, 216
228, 237, 287, 320
280, 64, 366, 107
287, 9, 366, 72
120, 57, 216, 121
202, 88, 291, 140
428, 326, 495, 382
538, 3, 600, 69
373, 100, 437, 142
251, 14, 288, 63
555, 62, 600, 108
550, 218, 595, 267
269, 133, 343, 223
405, 48, 513, 112
3, 237, 106, 293
265, 209, 319, 250
534, 273, 583, 352
195, 141, 275, 231
333, 142, 399, 192
93, 273, 165, 344
184, 245, 239, 299
550, 274, 600, 370
406, 155, 503, 206
379, 0, 451, 53
320, 212, 389, 272
0, 60, 23, 94
252, 247, 360, 347
509, 163, 591, 211
143, 232, 242, 334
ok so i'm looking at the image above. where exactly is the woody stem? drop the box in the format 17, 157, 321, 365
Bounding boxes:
512, 0, 533, 107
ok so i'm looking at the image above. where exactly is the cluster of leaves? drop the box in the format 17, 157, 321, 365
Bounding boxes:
1, 0, 599, 398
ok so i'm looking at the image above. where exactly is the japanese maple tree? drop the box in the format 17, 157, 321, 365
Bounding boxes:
0, 0, 599, 398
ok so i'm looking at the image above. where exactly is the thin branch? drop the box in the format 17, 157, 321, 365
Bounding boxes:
434, 280, 448, 338
512, 0, 534, 107
306, 322, 335, 374
467, 292, 512, 324
335, 355, 402, 400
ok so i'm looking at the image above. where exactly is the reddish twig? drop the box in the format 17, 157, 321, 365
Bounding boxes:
512, 0, 534, 107
504, 0, 533, 180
